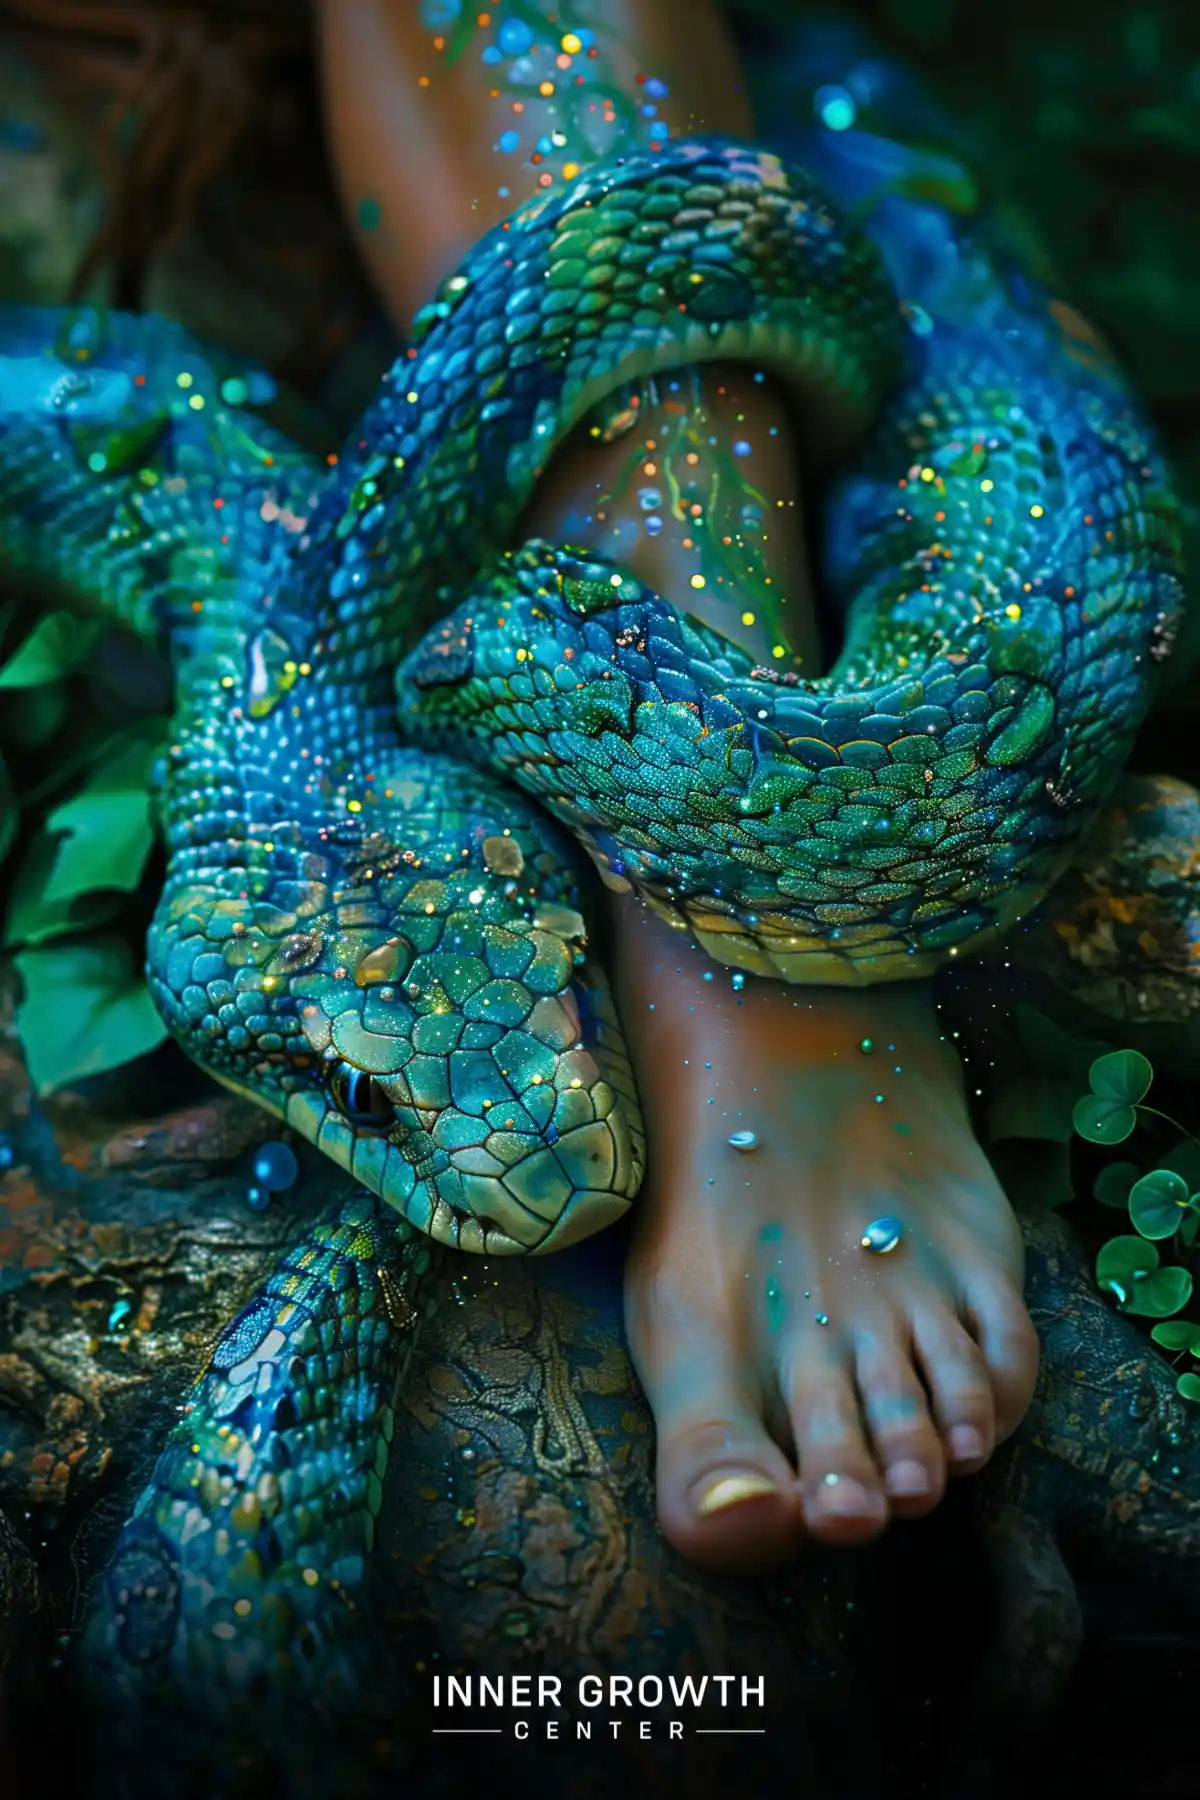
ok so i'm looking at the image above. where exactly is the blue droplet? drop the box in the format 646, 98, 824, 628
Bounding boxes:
107, 1298, 132, 1332
498, 128, 520, 153
253, 1141, 299, 1191
815, 85, 857, 131
645, 77, 668, 99
644, 515, 663, 536
733, 440, 752, 458
0, 1139, 13, 1171
731, 972, 745, 991
247, 1186, 271, 1213
638, 486, 661, 510
497, 17, 534, 54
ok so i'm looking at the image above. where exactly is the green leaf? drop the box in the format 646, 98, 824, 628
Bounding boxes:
1124, 1266, 1193, 1319
1096, 1236, 1160, 1306
1089, 1049, 1153, 1105
0, 681, 70, 748
1161, 1140, 1200, 1192
1129, 1169, 1192, 1240
1074, 1093, 1137, 1144
1184, 1212, 1200, 1249
39, 729, 163, 907
1151, 1321, 1200, 1352
4, 828, 122, 948
1177, 1373, 1200, 1402
987, 1137, 1074, 1210
1094, 1161, 1141, 1209
14, 939, 166, 1092
1011, 1005, 1109, 1080
0, 613, 101, 689
987, 1072, 1079, 1143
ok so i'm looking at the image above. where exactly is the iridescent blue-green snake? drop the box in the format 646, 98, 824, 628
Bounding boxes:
0, 98, 1182, 1714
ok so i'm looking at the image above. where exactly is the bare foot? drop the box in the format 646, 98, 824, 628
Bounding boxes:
615, 902, 1039, 1573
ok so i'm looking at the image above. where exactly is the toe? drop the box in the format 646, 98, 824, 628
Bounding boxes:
653, 1372, 802, 1572
854, 1323, 946, 1516
961, 1276, 1040, 1443
783, 1337, 889, 1544
626, 1273, 801, 1572
913, 1307, 997, 1474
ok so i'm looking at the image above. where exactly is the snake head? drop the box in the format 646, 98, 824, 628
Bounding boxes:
147, 748, 643, 1255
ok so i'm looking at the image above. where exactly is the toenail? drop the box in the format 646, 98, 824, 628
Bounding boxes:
696, 1472, 779, 1515
812, 1474, 883, 1519
947, 1424, 985, 1464
884, 1459, 931, 1497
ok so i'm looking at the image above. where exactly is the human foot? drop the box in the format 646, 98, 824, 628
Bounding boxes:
615, 902, 1040, 1573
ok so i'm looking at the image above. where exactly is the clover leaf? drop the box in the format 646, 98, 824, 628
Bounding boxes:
1128, 1169, 1191, 1240
1151, 1321, 1200, 1353
1074, 1094, 1137, 1144
1094, 1161, 1141, 1209
1088, 1049, 1154, 1104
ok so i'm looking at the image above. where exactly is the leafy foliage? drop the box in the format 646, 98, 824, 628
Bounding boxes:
1073, 1049, 1200, 1395
14, 939, 166, 1092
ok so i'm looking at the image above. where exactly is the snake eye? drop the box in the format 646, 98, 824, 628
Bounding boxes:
330, 1063, 394, 1132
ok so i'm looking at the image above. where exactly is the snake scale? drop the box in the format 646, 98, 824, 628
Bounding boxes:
0, 17, 1186, 1732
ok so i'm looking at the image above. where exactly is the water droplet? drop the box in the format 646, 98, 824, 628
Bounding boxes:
861, 1216, 904, 1255
733, 440, 751, 458
815, 84, 857, 131
253, 1141, 299, 1192
731, 972, 745, 991
498, 18, 534, 54
645, 515, 663, 536
247, 1186, 271, 1212
860, 1038, 873, 1054
815, 1312, 829, 1326
107, 1298, 132, 1333
728, 1130, 758, 1152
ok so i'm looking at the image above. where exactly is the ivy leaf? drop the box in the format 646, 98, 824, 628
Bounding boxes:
1088, 1048, 1154, 1104
1151, 1321, 1200, 1352
1129, 1169, 1192, 1240
1074, 1094, 1137, 1144
1094, 1161, 1140, 1209
1123, 1266, 1193, 1319
39, 728, 163, 906
14, 939, 166, 1092
1177, 1373, 1200, 1403
0, 613, 102, 689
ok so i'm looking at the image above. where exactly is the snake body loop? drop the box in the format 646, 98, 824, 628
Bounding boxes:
395, 139, 1184, 985
0, 73, 1186, 1730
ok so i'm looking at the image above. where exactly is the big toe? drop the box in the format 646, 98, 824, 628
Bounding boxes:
626, 1282, 802, 1572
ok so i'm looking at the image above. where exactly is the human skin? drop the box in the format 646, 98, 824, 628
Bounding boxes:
314, 0, 1039, 1570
